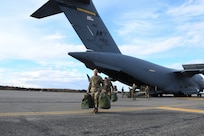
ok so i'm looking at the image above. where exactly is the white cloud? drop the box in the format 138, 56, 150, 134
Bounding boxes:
176, 22, 204, 46
0, 0, 203, 90
167, 0, 204, 17
0, 17, 85, 62
166, 59, 204, 70
119, 36, 182, 57
44, 33, 66, 40
0, 0, 90, 89
0, 67, 89, 89
165, 0, 204, 47
114, 0, 204, 62
115, 9, 160, 38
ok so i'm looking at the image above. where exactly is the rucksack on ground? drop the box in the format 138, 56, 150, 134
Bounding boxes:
99, 92, 111, 109
111, 92, 118, 102
81, 93, 94, 109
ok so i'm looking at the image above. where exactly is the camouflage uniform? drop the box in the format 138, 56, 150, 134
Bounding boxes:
131, 83, 137, 100
88, 74, 103, 112
121, 87, 124, 98
145, 85, 150, 99
103, 77, 113, 98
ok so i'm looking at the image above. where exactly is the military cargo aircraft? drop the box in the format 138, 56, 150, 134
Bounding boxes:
31, 0, 204, 96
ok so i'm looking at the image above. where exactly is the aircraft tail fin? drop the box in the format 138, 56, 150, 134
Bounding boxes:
31, 0, 121, 54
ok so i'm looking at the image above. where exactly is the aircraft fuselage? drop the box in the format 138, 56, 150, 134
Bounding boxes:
69, 51, 204, 95
32, 0, 204, 96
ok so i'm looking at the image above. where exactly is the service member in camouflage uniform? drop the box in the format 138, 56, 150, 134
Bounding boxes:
131, 83, 137, 100
103, 77, 113, 99
88, 69, 104, 113
145, 85, 150, 99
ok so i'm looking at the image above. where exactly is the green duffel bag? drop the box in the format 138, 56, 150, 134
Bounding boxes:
81, 93, 94, 109
99, 92, 111, 109
111, 92, 118, 102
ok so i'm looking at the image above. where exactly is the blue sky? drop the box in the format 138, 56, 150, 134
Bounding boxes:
0, 0, 204, 90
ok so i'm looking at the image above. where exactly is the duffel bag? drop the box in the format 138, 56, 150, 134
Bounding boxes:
111, 92, 118, 102
99, 92, 111, 109
81, 93, 94, 109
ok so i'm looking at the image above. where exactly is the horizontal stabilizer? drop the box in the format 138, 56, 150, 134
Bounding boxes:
31, 0, 62, 19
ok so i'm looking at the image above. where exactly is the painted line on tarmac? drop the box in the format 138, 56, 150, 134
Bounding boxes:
157, 106, 204, 114
175, 97, 204, 101
1, 106, 204, 117
0, 110, 91, 117
0, 107, 151, 117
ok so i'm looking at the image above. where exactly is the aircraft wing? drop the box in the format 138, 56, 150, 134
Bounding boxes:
174, 64, 204, 77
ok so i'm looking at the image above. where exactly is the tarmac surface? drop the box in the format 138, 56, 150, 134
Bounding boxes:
0, 90, 204, 136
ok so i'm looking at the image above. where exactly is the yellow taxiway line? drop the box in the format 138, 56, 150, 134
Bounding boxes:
0, 107, 150, 117
157, 106, 204, 114
0, 106, 204, 117
0, 110, 90, 117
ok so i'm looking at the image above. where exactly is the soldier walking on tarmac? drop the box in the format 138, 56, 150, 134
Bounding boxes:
131, 83, 137, 100
121, 87, 124, 98
103, 77, 113, 99
145, 85, 150, 99
88, 69, 104, 113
